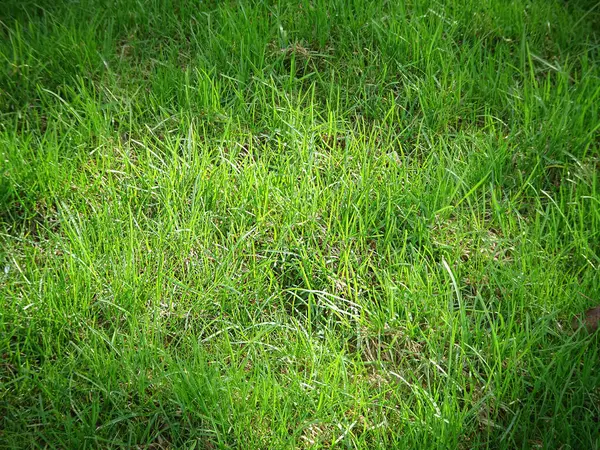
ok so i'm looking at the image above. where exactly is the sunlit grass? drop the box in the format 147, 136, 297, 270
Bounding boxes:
1, 0, 599, 447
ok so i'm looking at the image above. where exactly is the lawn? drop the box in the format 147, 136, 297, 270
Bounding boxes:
1, 0, 599, 448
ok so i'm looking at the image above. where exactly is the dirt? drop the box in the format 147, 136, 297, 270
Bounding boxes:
572, 306, 600, 333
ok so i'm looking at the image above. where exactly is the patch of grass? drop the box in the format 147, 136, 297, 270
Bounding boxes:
1, 0, 599, 447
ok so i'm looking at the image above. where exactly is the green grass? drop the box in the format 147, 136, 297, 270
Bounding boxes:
1, 0, 599, 447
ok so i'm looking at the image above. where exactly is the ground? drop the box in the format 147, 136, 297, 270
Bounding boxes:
1, 0, 599, 448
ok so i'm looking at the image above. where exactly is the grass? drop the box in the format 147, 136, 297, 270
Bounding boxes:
1, 0, 599, 447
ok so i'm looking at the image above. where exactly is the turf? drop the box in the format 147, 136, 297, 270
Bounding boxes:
1, 0, 599, 448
